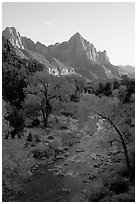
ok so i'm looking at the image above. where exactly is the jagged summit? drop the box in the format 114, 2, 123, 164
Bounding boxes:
2, 26, 110, 65
2, 26, 122, 80
74, 32, 81, 36
97, 50, 110, 65
69, 32, 85, 44
3, 27, 24, 49
70, 32, 82, 39
4, 26, 16, 33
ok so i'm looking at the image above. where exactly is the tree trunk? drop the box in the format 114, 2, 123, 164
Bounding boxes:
45, 113, 48, 127
97, 112, 132, 179
41, 109, 47, 127
108, 118, 132, 178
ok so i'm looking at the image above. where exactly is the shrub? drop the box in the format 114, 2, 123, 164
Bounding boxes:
3, 135, 35, 194
24, 118, 33, 127
88, 185, 108, 202
59, 131, 80, 147
32, 142, 49, 160
32, 118, 40, 127
109, 179, 128, 194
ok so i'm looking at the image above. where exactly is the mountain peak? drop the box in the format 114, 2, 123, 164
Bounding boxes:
69, 32, 83, 42
2, 26, 24, 49
74, 32, 82, 37
4, 26, 16, 32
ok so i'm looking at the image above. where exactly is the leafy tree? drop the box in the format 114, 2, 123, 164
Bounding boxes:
112, 88, 119, 99
2, 100, 35, 196
2, 101, 12, 139
5, 105, 24, 138
2, 38, 44, 107
2, 64, 27, 108
24, 72, 75, 127
120, 75, 135, 102
65, 74, 85, 101
112, 83, 134, 104
118, 85, 127, 103
103, 82, 112, 96
83, 79, 93, 94
3, 101, 24, 139
96, 82, 105, 95
113, 80, 120, 90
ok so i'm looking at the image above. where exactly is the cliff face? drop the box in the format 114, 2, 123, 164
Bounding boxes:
97, 50, 110, 65
47, 32, 110, 66
2, 27, 110, 65
21, 36, 35, 51
3, 27, 25, 49
2, 27, 121, 80
2, 30, 76, 77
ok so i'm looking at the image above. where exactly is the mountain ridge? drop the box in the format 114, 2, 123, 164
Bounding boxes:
2, 27, 110, 65
3, 26, 133, 80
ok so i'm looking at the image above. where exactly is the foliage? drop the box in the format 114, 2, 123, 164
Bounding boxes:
78, 93, 119, 124
32, 142, 49, 160
78, 93, 134, 138
59, 101, 78, 118
56, 130, 80, 147
24, 72, 76, 126
77, 93, 134, 177
3, 136, 35, 191
65, 74, 86, 101
95, 82, 112, 96
2, 102, 35, 193
2, 101, 13, 139
117, 85, 127, 103
2, 38, 44, 107
5, 105, 25, 138
93, 76, 135, 102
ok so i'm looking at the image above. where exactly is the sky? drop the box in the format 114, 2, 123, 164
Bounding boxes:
2, 2, 135, 66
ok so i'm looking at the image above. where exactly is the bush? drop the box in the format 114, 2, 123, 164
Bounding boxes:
32, 142, 49, 160
88, 181, 108, 202
109, 179, 128, 194
59, 131, 80, 147
32, 118, 40, 127
3, 135, 35, 194
25, 118, 33, 127
61, 102, 78, 118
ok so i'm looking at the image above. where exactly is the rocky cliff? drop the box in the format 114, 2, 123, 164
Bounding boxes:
2, 27, 121, 80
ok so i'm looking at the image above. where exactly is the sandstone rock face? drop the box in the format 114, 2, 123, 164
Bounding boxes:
3, 27, 24, 49
47, 32, 110, 65
21, 36, 35, 51
35, 41, 49, 57
2, 27, 110, 66
97, 50, 110, 65
2, 27, 121, 80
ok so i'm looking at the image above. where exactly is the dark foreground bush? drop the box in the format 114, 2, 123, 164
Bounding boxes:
109, 179, 129, 194
3, 136, 36, 196
32, 118, 40, 127
88, 188, 107, 202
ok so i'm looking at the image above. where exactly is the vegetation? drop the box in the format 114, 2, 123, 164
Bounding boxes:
24, 72, 76, 127
78, 93, 134, 178
2, 38, 135, 201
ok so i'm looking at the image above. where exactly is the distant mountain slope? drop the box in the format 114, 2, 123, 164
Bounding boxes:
119, 65, 135, 73
3, 26, 133, 80
116, 65, 135, 79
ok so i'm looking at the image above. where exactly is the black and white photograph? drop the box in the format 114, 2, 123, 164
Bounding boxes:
2, 1, 135, 202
